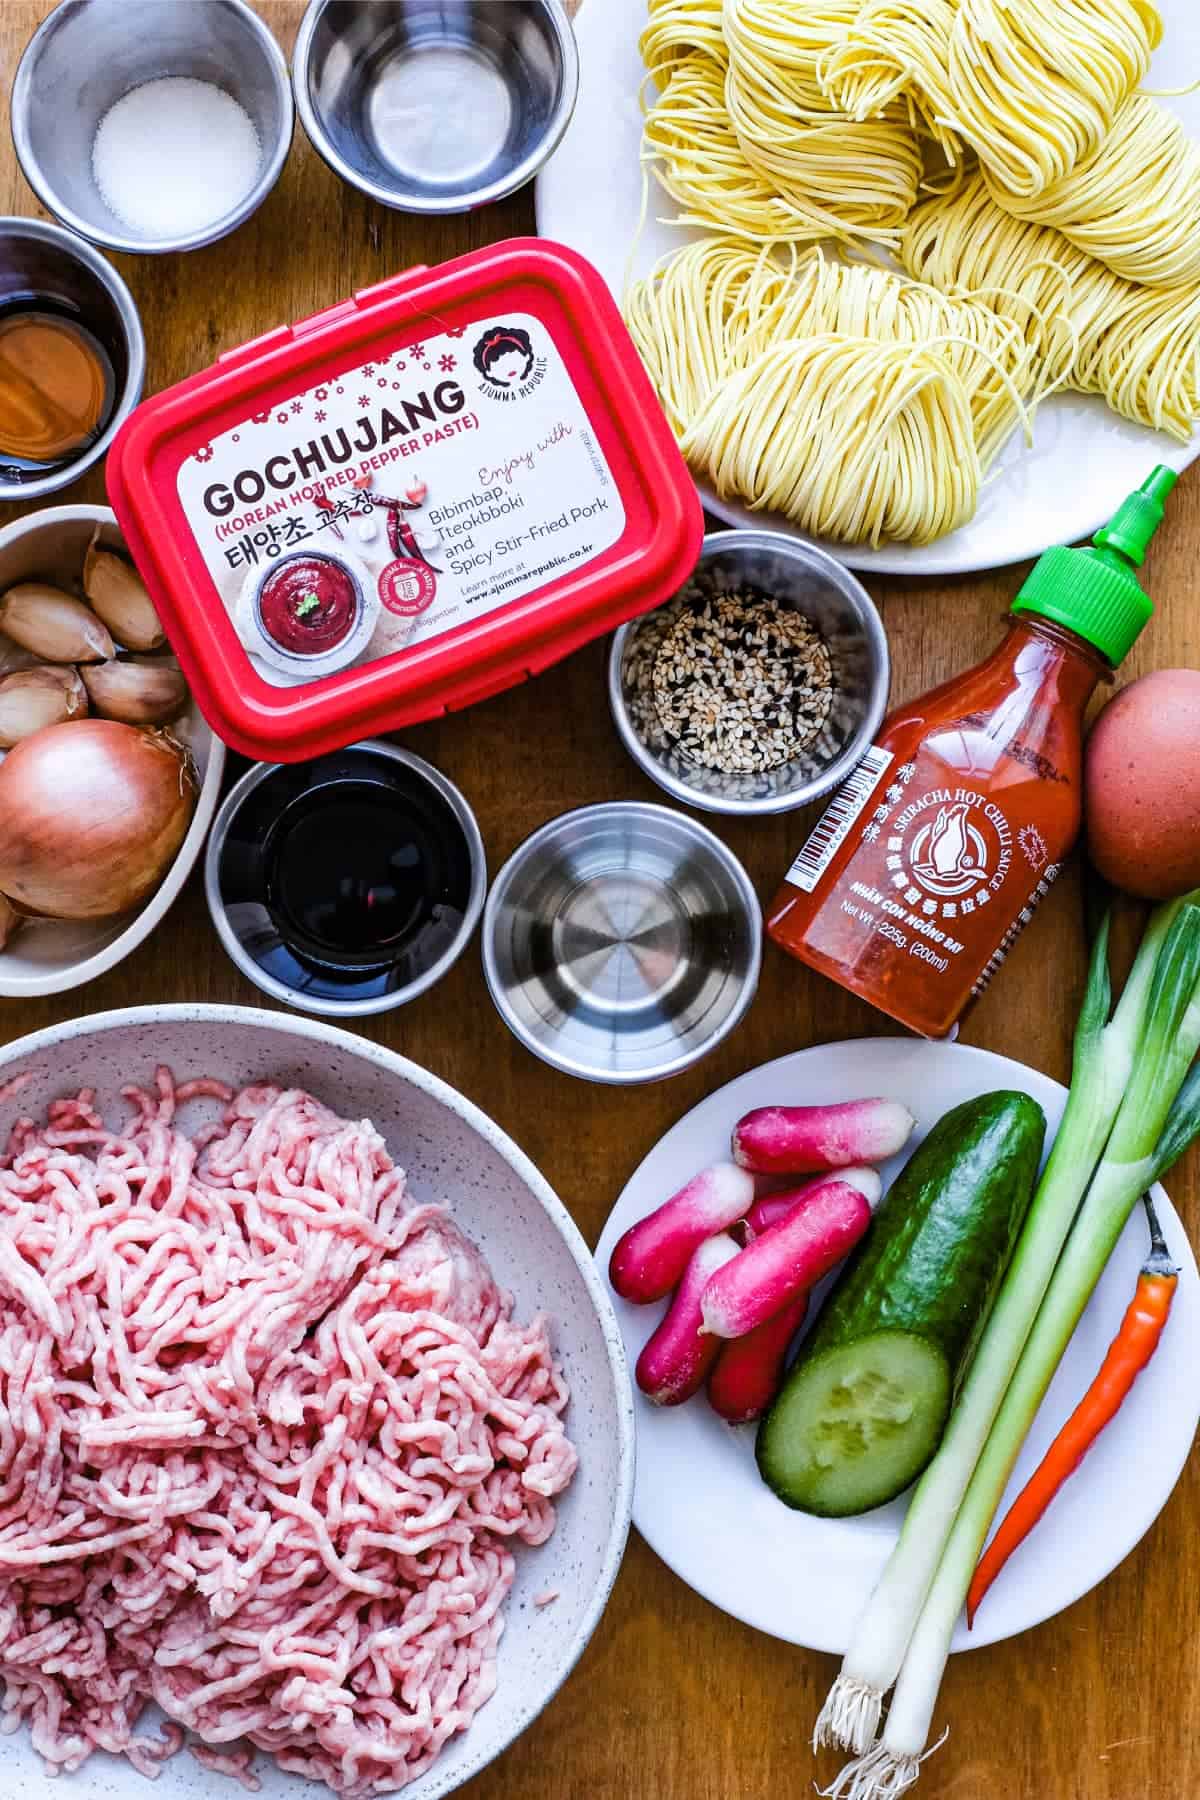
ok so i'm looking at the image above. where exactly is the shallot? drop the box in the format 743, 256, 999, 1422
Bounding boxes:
0, 664, 88, 746
82, 655, 188, 725
83, 531, 165, 651
700, 1177, 873, 1339
609, 1161, 754, 1302
635, 1233, 741, 1405
0, 581, 113, 663
732, 1098, 915, 1174
0, 719, 196, 918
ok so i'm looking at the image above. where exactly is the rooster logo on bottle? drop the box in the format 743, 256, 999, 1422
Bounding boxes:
908, 801, 990, 898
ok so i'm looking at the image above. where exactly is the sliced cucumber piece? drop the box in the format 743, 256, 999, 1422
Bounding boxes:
757, 1332, 949, 1516
756, 1091, 1045, 1518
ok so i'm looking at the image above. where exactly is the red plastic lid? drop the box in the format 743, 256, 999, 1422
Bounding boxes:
107, 238, 703, 762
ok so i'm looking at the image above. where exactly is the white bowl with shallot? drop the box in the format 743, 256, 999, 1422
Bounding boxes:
0, 503, 225, 997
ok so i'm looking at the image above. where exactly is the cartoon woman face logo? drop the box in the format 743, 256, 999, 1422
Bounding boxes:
473, 325, 535, 390
909, 802, 990, 897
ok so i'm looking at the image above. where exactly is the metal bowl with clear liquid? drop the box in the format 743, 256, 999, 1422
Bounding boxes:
293, 0, 579, 214
482, 803, 762, 1085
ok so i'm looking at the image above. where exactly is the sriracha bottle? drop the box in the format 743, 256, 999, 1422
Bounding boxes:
767, 467, 1178, 1038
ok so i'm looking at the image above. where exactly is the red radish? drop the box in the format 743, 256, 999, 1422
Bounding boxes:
707, 1291, 809, 1423
700, 1179, 872, 1339
635, 1233, 741, 1405
732, 1098, 914, 1174
609, 1162, 755, 1303
405, 478, 428, 505
751, 1171, 801, 1197
746, 1181, 823, 1237
745, 1166, 882, 1236
707, 1171, 880, 1420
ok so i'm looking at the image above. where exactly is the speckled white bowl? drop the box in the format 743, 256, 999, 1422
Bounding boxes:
0, 1004, 635, 1800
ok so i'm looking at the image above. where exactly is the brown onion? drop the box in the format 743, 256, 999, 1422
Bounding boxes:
84, 532, 165, 652
82, 656, 188, 726
0, 720, 197, 919
0, 583, 113, 662
0, 665, 88, 747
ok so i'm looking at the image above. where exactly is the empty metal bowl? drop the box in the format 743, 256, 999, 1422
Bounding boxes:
0, 218, 143, 499
11, 0, 293, 255
482, 802, 761, 1085
610, 528, 890, 816
293, 0, 579, 214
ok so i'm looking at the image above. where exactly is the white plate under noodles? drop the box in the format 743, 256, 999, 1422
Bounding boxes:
536, 0, 1200, 575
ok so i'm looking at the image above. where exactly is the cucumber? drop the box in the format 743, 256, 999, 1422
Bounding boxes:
755, 1090, 1045, 1517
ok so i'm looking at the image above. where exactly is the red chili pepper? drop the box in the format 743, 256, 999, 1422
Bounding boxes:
381, 504, 441, 572
967, 1194, 1178, 1626
370, 492, 419, 513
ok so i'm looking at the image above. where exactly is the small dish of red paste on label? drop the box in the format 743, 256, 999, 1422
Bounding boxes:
256, 552, 361, 657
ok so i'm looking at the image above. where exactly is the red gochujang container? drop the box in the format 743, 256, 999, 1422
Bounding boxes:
107, 238, 702, 761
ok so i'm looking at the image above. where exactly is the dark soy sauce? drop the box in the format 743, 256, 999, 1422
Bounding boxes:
266, 778, 473, 968
215, 747, 477, 1006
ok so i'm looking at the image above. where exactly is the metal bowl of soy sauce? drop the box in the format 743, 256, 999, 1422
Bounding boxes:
205, 741, 485, 1017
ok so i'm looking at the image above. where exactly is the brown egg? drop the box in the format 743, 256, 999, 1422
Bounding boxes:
1085, 668, 1200, 899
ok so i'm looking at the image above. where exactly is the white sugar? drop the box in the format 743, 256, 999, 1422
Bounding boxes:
92, 77, 262, 241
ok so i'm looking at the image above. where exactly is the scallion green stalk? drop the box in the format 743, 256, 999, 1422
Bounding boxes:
814, 896, 1190, 1762
828, 898, 1200, 1799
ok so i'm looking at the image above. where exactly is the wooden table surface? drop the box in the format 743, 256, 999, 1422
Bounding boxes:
1, 5, 1198, 1796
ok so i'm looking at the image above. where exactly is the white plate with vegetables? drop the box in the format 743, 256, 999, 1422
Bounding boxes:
596, 1036, 1200, 1653
536, 0, 1200, 576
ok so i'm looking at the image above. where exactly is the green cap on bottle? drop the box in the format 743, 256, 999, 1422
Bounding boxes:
1011, 464, 1177, 665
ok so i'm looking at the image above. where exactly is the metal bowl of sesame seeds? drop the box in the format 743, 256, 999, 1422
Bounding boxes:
609, 529, 890, 817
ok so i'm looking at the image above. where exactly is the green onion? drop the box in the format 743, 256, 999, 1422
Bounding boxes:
1147, 1057, 1200, 1184
822, 896, 1200, 1798
815, 893, 1194, 1766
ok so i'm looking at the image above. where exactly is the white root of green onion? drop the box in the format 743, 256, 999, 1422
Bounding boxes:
819, 898, 1200, 1800
813, 897, 1190, 1761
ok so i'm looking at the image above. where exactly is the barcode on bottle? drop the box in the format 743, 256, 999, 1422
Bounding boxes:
784, 746, 894, 892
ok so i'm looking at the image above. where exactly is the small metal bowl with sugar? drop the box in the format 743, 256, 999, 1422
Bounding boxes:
610, 529, 890, 818
293, 0, 579, 214
11, 0, 293, 256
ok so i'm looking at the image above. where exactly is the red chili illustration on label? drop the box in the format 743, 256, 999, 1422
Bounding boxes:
369, 492, 441, 571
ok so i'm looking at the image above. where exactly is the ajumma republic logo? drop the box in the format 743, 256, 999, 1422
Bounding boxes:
472, 325, 547, 400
